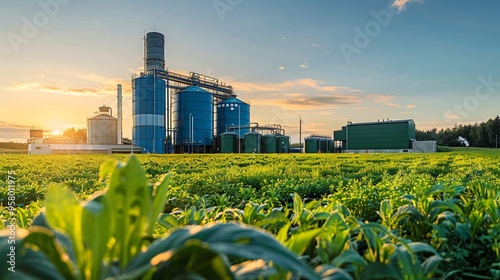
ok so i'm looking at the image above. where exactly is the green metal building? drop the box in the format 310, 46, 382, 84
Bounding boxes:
333, 119, 416, 150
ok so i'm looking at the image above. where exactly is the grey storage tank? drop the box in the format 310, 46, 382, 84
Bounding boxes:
220, 132, 238, 153
277, 135, 290, 153
244, 132, 261, 153
262, 134, 277, 153
305, 137, 320, 153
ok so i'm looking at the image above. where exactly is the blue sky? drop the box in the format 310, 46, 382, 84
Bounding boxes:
1, 0, 499, 143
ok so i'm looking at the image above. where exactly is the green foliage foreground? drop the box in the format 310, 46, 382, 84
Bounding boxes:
1, 156, 320, 279
0, 152, 500, 279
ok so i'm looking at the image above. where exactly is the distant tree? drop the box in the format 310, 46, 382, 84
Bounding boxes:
0, 142, 28, 149
122, 137, 133, 145
475, 124, 489, 147
290, 143, 302, 148
485, 116, 500, 147
415, 115, 499, 148
63, 128, 87, 143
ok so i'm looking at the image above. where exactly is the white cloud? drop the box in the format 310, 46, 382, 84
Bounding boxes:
227, 78, 350, 94
367, 94, 401, 107
4, 73, 130, 97
392, 0, 424, 12
312, 43, 322, 48
4, 82, 41, 92
406, 104, 416, 109
444, 111, 461, 120
300, 63, 309, 68
222, 78, 398, 112
278, 66, 285, 71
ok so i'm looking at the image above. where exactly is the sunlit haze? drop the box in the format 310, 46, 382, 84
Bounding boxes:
1, 0, 499, 143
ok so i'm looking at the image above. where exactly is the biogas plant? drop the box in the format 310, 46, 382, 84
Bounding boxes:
28, 32, 290, 155
28, 31, 436, 154
133, 32, 289, 154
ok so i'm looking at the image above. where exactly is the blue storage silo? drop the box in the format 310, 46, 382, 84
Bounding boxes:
132, 75, 166, 153
172, 86, 214, 146
216, 98, 250, 138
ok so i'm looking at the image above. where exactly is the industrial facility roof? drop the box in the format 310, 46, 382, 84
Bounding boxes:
220, 97, 249, 105
88, 114, 117, 120
347, 119, 414, 126
28, 143, 143, 154
181, 86, 209, 93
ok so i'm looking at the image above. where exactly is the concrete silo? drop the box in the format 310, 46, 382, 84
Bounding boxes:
87, 106, 117, 145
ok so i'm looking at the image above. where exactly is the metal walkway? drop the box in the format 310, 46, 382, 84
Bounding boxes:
146, 69, 236, 99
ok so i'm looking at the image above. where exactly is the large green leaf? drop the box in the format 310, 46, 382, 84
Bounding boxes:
315, 264, 354, 280
242, 202, 267, 225
276, 222, 291, 243
22, 228, 77, 280
406, 242, 438, 255
158, 213, 180, 230
323, 212, 348, 235
391, 245, 425, 280
331, 250, 367, 269
147, 173, 172, 236
420, 255, 444, 277
125, 223, 319, 280
105, 155, 151, 269
284, 228, 323, 255
0, 228, 72, 280
45, 185, 84, 272
359, 262, 400, 280
291, 193, 304, 226
151, 240, 234, 280
231, 260, 277, 280
82, 193, 114, 280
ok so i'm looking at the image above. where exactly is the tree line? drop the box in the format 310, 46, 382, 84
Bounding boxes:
416, 115, 500, 148
63, 128, 87, 143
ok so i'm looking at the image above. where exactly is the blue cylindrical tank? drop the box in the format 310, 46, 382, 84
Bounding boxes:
132, 75, 166, 153
145, 32, 165, 71
172, 86, 214, 146
216, 98, 250, 138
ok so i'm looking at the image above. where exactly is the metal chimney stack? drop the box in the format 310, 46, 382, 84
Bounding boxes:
117, 84, 123, 145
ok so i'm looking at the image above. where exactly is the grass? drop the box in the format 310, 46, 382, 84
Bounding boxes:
1, 150, 500, 279
448, 146, 500, 156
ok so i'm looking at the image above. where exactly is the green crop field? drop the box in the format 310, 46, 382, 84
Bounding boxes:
1, 150, 500, 279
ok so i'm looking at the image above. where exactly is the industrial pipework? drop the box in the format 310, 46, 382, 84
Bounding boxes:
117, 84, 123, 145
